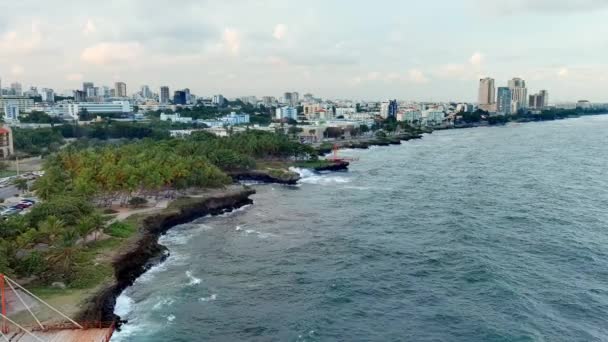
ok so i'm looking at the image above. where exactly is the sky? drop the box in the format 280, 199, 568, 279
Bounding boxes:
1, 0, 608, 102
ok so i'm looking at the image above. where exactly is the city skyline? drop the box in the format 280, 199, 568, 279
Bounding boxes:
1, 0, 608, 101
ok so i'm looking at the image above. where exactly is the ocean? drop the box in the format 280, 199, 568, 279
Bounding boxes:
112, 115, 608, 341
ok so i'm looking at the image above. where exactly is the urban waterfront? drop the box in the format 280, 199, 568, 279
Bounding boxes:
112, 115, 608, 342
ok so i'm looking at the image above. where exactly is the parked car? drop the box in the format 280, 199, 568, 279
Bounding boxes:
15, 203, 31, 209
1, 208, 20, 216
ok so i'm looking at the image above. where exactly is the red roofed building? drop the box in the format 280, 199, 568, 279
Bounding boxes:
0, 125, 14, 159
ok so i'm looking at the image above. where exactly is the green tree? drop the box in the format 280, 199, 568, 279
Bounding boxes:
13, 178, 28, 193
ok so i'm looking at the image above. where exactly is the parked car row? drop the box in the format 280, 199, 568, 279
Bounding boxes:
0, 171, 44, 188
1, 199, 37, 217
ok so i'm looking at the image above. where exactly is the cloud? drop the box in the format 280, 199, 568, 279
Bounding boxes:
0, 21, 42, 54
10, 65, 24, 75
557, 67, 569, 77
469, 52, 484, 67
66, 73, 84, 81
407, 69, 429, 84
273, 24, 288, 40
81, 42, 143, 66
83, 19, 96, 35
221, 28, 240, 55
482, 0, 608, 15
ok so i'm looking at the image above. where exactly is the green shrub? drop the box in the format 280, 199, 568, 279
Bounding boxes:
104, 221, 136, 238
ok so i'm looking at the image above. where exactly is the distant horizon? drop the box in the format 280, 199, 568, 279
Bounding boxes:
1, 1, 608, 102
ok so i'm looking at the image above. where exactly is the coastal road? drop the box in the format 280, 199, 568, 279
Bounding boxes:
0, 185, 20, 200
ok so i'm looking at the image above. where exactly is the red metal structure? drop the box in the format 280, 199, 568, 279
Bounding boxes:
0, 274, 115, 341
327, 143, 359, 163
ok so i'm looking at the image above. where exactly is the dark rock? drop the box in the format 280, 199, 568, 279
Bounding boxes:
76, 187, 256, 324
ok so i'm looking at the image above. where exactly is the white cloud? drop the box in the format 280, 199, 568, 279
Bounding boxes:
0, 21, 42, 54
66, 73, 83, 81
480, 0, 608, 15
469, 52, 484, 67
81, 42, 143, 66
273, 24, 288, 40
83, 19, 96, 35
557, 67, 569, 77
407, 69, 429, 84
10, 65, 24, 75
222, 28, 241, 55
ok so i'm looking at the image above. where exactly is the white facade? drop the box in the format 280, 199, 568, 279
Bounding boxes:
402, 110, 422, 124
508, 78, 528, 110
276, 106, 298, 120
67, 101, 133, 119
41, 88, 55, 103
422, 110, 445, 126
335, 107, 356, 117
0, 96, 34, 114
221, 112, 250, 125
160, 112, 193, 123
3, 104, 19, 122
380, 101, 390, 119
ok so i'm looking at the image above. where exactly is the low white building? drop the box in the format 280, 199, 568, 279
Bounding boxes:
422, 110, 445, 126
0, 96, 34, 115
401, 110, 422, 124
67, 101, 133, 120
159, 112, 193, 123
335, 107, 356, 117
221, 112, 250, 125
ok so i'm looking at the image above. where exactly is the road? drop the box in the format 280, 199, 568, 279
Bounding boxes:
0, 185, 19, 200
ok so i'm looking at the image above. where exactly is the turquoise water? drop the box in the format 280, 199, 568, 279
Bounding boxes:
112, 115, 608, 341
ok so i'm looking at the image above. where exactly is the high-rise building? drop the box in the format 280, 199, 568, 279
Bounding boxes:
283, 92, 299, 107
10, 83, 22, 96
183, 88, 191, 104
528, 91, 548, 110
73, 90, 86, 102
262, 96, 276, 106
173, 91, 187, 105
508, 77, 527, 111
380, 100, 398, 118
496, 87, 511, 114
115, 82, 127, 97
41, 88, 55, 103
478, 77, 496, 111
82, 82, 94, 94
140, 85, 152, 99
212, 94, 225, 106
539, 90, 549, 107
160, 86, 170, 104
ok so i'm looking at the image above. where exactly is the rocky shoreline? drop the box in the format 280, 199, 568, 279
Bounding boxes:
316, 131, 426, 156
75, 132, 428, 325
76, 186, 256, 323
227, 169, 301, 185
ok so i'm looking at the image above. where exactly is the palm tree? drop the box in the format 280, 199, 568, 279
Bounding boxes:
37, 216, 66, 244
46, 229, 79, 281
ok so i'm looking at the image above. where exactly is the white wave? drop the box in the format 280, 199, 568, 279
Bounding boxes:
114, 294, 134, 317
199, 294, 218, 302
289, 167, 351, 185
166, 314, 176, 322
152, 297, 175, 311
110, 320, 147, 342
217, 204, 253, 217
235, 225, 243, 231
186, 270, 201, 285
245, 229, 258, 234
